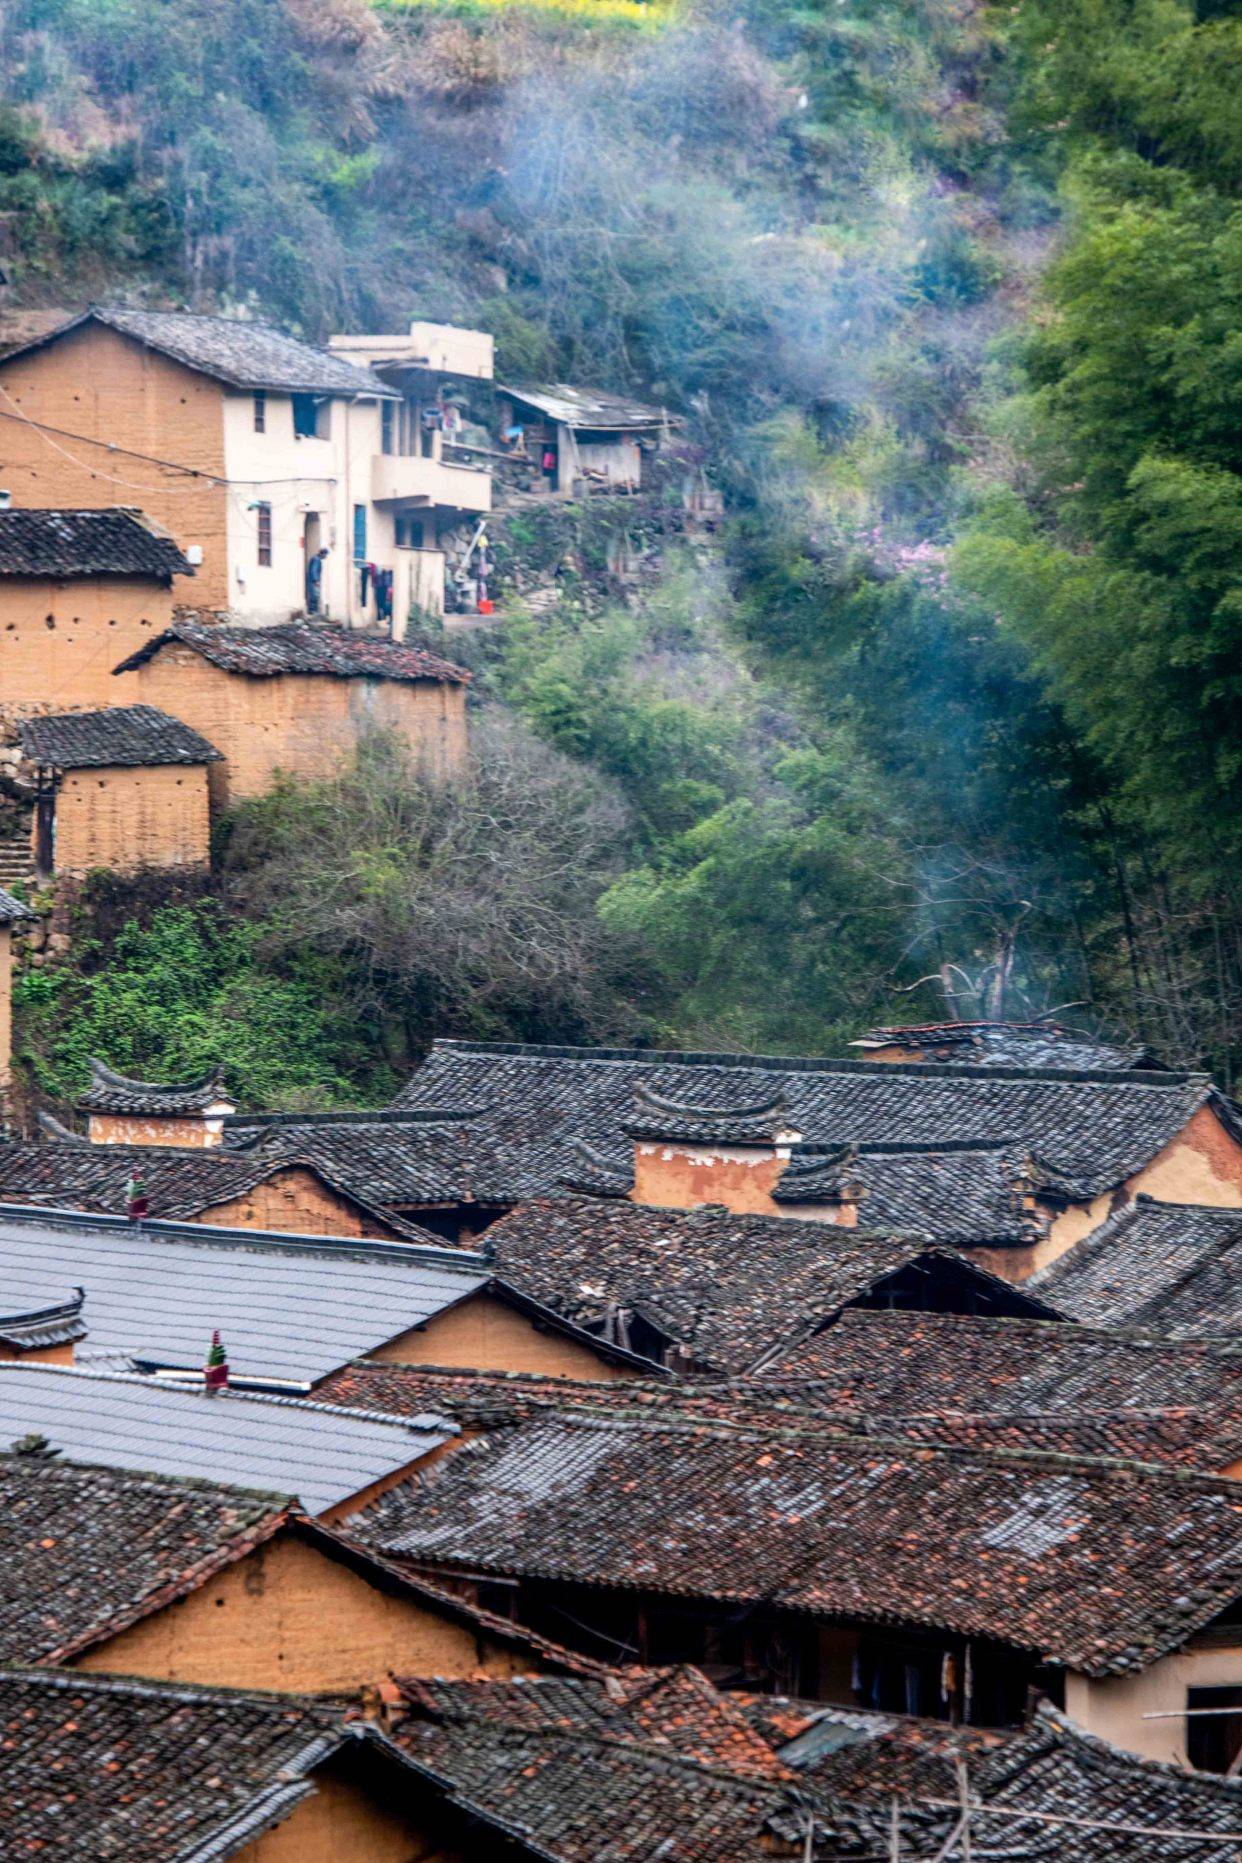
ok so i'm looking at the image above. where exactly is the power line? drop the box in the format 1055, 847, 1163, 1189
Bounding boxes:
0, 393, 338, 494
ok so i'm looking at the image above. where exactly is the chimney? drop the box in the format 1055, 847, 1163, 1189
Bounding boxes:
204, 1329, 229, 1395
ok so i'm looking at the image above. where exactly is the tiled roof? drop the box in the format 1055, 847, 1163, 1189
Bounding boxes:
0, 1200, 646, 1386
771, 1142, 1040, 1243
624, 1082, 799, 1146
1, 305, 395, 396
0, 507, 191, 580
113, 618, 471, 683
315, 1358, 1242, 1472
0, 1287, 86, 1353
483, 1196, 1055, 1374
0, 1201, 493, 1387
18, 704, 221, 770
79, 1057, 232, 1113
0, 1132, 433, 1239
851, 1020, 1152, 1069
223, 1111, 513, 1207
0, 1363, 453, 1516
758, 1308, 1242, 1412
0, 886, 34, 924
392, 1038, 1224, 1201
363, 1409, 1242, 1675
792, 1701, 1242, 1860
1032, 1196, 1242, 1332
391, 1665, 805, 1862
0, 1450, 291, 1662
0, 1669, 351, 1860
498, 382, 682, 431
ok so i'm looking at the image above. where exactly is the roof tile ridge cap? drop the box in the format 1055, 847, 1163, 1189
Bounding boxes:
1029, 1700, 1242, 1793
425, 1037, 1201, 1083
414, 1714, 801, 1795
531, 1405, 1242, 1485
0, 1663, 337, 1715
632, 1081, 790, 1120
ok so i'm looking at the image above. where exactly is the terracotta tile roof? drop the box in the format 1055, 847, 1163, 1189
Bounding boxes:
0, 1450, 292, 1662
0, 1669, 351, 1860
390, 1665, 806, 1862
851, 1020, 1152, 1069
391, 1038, 1226, 1202
314, 1361, 656, 1422
1032, 1196, 1242, 1332
1, 305, 395, 396
361, 1409, 1242, 1676
482, 1196, 1055, 1373
0, 1133, 433, 1239
0, 507, 191, 580
18, 705, 221, 771
113, 618, 471, 684
790, 1701, 1242, 1860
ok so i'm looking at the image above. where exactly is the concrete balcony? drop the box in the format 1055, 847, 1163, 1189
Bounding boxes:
370, 454, 492, 515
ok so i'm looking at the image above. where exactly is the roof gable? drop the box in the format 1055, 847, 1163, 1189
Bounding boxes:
1033, 1195, 1242, 1332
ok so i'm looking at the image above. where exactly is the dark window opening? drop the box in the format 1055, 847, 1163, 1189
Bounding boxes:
396, 515, 427, 549
382, 400, 396, 456
1188, 1687, 1242, 1774
253, 390, 266, 433
256, 503, 272, 567
293, 393, 328, 439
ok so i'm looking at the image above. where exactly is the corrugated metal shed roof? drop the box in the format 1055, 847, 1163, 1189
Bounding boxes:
497, 383, 681, 431
0, 1364, 451, 1516
0, 1205, 491, 1387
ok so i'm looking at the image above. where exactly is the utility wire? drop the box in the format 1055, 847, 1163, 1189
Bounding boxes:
0, 392, 338, 494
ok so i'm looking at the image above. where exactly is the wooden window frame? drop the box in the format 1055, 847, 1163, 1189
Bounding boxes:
257, 502, 273, 567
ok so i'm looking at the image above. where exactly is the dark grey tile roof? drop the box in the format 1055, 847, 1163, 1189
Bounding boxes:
0, 1669, 353, 1860
2, 305, 395, 396
0, 508, 191, 580
624, 1081, 799, 1146
113, 618, 471, 683
786, 1700, 1242, 1860
0, 1363, 453, 1516
363, 1408, 1242, 1675
79, 1057, 232, 1114
0, 1202, 494, 1388
498, 382, 682, 431
1032, 1196, 1242, 1333
391, 1039, 1225, 1201
18, 705, 221, 770
852, 1020, 1152, 1069
223, 1112, 512, 1206
0, 1287, 86, 1353
484, 1196, 1055, 1374
0, 1132, 437, 1240
391, 1665, 802, 1862
758, 1306, 1242, 1408
0, 886, 34, 924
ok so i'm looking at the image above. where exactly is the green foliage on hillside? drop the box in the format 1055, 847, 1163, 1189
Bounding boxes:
5, 0, 1241, 1087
